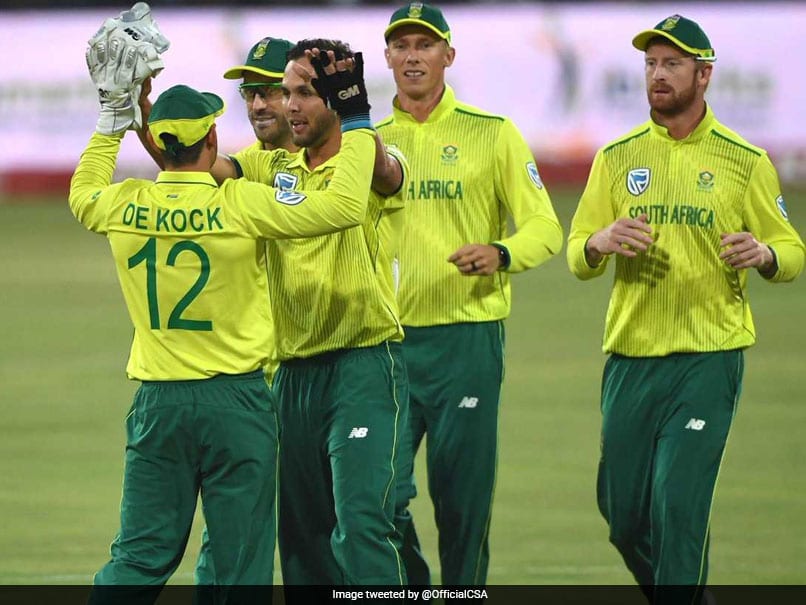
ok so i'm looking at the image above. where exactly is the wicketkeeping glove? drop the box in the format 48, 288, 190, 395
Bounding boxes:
86, 2, 170, 134
310, 51, 372, 132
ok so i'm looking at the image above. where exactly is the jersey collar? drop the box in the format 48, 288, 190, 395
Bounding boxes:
649, 103, 716, 143
287, 149, 338, 173
155, 171, 219, 187
391, 84, 457, 124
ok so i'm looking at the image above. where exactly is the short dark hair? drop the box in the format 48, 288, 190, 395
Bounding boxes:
157, 132, 206, 166
287, 38, 353, 62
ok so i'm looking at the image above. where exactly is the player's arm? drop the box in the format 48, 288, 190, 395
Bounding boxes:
69, 132, 123, 234
722, 154, 805, 282
229, 128, 375, 238
488, 119, 564, 273
567, 149, 649, 280
371, 132, 405, 196
229, 49, 377, 238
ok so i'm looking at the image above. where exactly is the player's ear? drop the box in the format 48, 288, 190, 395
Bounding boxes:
384, 46, 392, 69
206, 125, 218, 150
444, 45, 456, 68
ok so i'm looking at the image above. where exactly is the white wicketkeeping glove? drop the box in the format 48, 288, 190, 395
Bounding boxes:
85, 3, 170, 134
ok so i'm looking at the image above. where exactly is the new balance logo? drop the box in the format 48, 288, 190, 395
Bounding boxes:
348, 427, 368, 439
685, 418, 706, 431
458, 397, 478, 409
338, 85, 360, 100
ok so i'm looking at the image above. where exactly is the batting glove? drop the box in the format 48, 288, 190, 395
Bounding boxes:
310, 51, 372, 132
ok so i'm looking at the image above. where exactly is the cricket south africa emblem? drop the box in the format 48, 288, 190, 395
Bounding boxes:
626, 168, 651, 196
441, 144, 459, 164
408, 3, 423, 18
252, 39, 269, 60
697, 171, 714, 191
526, 161, 544, 189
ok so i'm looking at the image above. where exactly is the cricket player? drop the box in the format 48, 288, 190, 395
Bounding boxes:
200, 40, 409, 588
190, 35, 298, 593
566, 14, 805, 604
375, 2, 564, 587
73, 40, 381, 601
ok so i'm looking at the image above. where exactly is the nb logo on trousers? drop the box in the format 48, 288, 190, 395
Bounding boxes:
348, 427, 368, 439
685, 418, 706, 431
458, 396, 479, 409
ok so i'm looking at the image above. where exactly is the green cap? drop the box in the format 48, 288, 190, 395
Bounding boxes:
223, 37, 294, 80
148, 85, 225, 150
632, 14, 715, 62
385, 2, 451, 43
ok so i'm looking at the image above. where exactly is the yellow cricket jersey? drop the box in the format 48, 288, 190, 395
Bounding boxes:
567, 106, 805, 356
69, 129, 376, 380
375, 85, 563, 327
231, 142, 407, 360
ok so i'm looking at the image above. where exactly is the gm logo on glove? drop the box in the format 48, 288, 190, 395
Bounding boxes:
338, 85, 360, 100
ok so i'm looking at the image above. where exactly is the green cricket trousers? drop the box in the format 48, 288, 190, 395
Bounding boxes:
598, 350, 743, 604
89, 370, 278, 604
275, 342, 408, 588
397, 321, 505, 587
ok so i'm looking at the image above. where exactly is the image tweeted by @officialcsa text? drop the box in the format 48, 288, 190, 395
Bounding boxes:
333, 588, 489, 601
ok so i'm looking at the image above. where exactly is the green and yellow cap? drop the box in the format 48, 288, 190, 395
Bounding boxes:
384, 2, 451, 43
222, 37, 294, 80
632, 14, 716, 62
148, 85, 225, 150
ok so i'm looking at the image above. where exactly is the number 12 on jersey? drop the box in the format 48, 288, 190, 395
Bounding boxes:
127, 237, 213, 331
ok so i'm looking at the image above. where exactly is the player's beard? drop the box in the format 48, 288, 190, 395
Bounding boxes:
250, 110, 291, 149
290, 110, 338, 149
647, 74, 698, 117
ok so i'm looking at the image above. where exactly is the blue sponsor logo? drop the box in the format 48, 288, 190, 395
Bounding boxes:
526, 162, 543, 189
776, 194, 789, 220
274, 172, 299, 190
627, 168, 651, 196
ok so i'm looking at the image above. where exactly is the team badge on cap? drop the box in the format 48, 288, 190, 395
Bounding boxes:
627, 168, 651, 196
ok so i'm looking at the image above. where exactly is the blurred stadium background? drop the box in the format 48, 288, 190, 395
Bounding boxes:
1, 0, 804, 588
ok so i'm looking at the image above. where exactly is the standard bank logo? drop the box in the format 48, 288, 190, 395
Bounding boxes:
627, 168, 651, 196
273, 172, 305, 205
776, 195, 789, 220
526, 162, 544, 189
274, 172, 299, 190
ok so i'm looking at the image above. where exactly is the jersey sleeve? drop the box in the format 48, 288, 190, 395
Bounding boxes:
68, 132, 124, 234
742, 153, 806, 282
492, 118, 563, 273
379, 143, 409, 210
225, 129, 376, 239
567, 148, 614, 280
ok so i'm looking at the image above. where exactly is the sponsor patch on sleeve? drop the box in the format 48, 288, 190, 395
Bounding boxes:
526, 162, 543, 189
776, 194, 789, 220
275, 191, 307, 206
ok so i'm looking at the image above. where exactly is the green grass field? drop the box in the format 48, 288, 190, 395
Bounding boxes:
1, 188, 804, 585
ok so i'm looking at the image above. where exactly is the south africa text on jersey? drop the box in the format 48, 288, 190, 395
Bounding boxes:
629, 204, 715, 229
408, 179, 463, 200
122, 203, 224, 232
